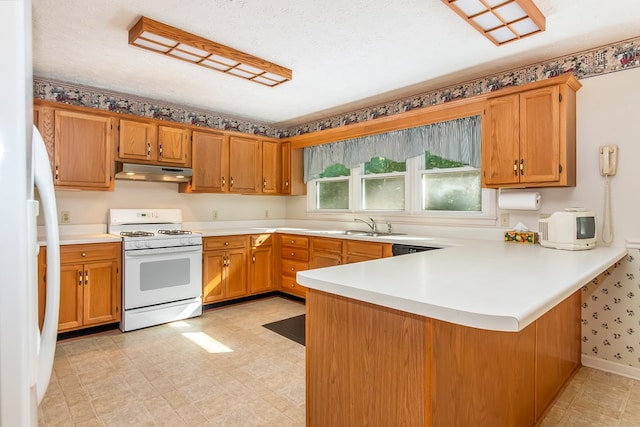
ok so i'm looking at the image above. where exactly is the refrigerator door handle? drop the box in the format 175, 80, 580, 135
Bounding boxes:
32, 126, 60, 403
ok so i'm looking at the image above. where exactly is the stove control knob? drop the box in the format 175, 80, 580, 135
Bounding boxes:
145, 241, 152, 248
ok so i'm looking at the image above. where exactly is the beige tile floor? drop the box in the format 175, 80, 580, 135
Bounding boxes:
38, 296, 640, 426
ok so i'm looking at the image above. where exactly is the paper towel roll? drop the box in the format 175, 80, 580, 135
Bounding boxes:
498, 191, 541, 210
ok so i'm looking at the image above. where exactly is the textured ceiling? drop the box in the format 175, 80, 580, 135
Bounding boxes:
32, 0, 640, 127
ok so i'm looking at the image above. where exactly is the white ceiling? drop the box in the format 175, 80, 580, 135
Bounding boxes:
32, 0, 640, 127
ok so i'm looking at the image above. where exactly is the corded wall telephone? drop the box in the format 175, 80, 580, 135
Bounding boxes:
599, 145, 618, 176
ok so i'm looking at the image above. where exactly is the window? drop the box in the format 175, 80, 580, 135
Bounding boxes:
420, 152, 482, 212
314, 164, 350, 210
361, 157, 406, 211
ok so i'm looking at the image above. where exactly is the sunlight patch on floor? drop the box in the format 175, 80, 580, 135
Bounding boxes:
181, 331, 233, 353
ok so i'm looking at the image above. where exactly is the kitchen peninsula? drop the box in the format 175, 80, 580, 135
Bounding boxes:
297, 241, 627, 426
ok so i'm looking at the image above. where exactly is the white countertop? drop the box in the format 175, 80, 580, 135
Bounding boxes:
296, 240, 627, 332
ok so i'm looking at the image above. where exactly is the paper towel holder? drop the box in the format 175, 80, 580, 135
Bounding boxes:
498, 189, 542, 211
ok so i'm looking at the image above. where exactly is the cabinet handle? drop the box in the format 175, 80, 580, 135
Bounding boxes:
513, 160, 518, 176
84, 271, 89, 285
147, 143, 151, 156
263, 179, 267, 189
81, 252, 86, 257
159, 144, 163, 157
223, 256, 228, 267
252, 255, 256, 263
230, 177, 234, 187
78, 271, 82, 286
55, 165, 59, 180
520, 159, 524, 176
285, 180, 289, 188
222, 177, 226, 188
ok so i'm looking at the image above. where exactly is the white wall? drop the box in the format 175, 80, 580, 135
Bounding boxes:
53, 180, 288, 224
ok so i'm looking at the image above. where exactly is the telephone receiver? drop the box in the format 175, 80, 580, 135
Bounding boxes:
599, 145, 618, 176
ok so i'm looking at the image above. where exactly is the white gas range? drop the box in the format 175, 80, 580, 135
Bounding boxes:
108, 209, 202, 332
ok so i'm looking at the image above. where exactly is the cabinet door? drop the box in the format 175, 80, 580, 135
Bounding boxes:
519, 86, 561, 184
482, 95, 520, 186
54, 110, 114, 189
250, 245, 273, 294
281, 141, 291, 195
262, 140, 280, 194
229, 136, 260, 193
83, 260, 119, 326
158, 125, 190, 166
190, 131, 228, 192
203, 251, 226, 303
226, 248, 248, 298
58, 263, 84, 332
33, 105, 55, 176
118, 119, 155, 162
310, 252, 342, 269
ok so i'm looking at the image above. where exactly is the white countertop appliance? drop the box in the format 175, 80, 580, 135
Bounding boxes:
108, 209, 203, 332
538, 208, 597, 250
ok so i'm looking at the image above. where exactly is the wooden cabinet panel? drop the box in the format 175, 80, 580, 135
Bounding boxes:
202, 236, 248, 303
482, 95, 520, 186
229, 136, 261, 193
281, 235, 309, 249
535, 290, 581, 419
482, 78, 578, 189
58, 263, 84, 331
83, 260, 120, 326
187, 131, 228, 192
281, 259, 309, 277
281, 247, 309, 262
310, 237, 343, 269
54, 109, 114, 190
58, 243, 121, 333
158, 125, 190, 165
118, 119, 155, 162
281, 276, 307, 297
519, 86, 561, 184
250, 244, 274, 294
225, 249, 248, 298
33, 105, 55, 176
281, 141, 291, 194
344, 240, 390, 261
202, 251, 225, 304
262, 140, 280, 194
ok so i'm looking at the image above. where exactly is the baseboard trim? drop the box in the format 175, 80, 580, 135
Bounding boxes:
581, 354, 640, 380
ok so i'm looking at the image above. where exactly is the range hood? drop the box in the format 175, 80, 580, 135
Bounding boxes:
115, 162, 192, 183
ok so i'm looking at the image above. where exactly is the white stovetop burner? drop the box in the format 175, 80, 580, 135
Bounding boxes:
108, 209, 202, 250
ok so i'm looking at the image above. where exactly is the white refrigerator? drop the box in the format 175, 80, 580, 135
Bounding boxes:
0, 0, 61, 425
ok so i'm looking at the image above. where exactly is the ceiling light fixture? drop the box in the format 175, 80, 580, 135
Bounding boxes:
128, 16, 292, 87
441, 0, 545, 46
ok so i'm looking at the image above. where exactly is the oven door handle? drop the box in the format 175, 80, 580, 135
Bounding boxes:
125, 245, 203, 257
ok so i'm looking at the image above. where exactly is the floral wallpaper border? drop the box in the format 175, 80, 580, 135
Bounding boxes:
33, 35, 640, 138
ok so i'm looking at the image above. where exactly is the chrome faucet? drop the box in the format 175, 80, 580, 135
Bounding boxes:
354, 217, 377, 233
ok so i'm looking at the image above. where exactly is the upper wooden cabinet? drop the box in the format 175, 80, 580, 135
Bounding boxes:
186, 130, 228, 192
54, 109, 115, 190
482, 77, 579, 188
117, 118, 191, 167
262, 140, 281, 194
229, 136, 261, 193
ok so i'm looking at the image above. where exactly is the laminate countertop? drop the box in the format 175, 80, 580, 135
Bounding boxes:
296, 240, 627, 332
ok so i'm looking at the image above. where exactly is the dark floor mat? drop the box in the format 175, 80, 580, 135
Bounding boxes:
262, 314, 305, 345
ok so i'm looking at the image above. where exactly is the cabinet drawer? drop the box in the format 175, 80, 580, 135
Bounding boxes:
281, 276, 308, 296
312, 237, 342, 254
280, 234, 309, 249
344, 241, 385, 259
281, 248, 309, 262
60, 242, 120, 263
281, 259, 309, 277
251, 234, 272, 247
204, 235, 247, 250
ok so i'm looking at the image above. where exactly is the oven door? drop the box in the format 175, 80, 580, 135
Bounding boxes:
123, 245, 202, 310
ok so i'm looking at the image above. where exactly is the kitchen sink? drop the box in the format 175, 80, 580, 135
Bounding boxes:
310, 229, 406, 237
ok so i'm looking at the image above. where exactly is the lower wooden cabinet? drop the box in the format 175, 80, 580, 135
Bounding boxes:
202, 236, 248, 303
344, 240, 392, 264
57, 242, 121, 332
310, 238, 343, 268
249, 234, 274, 294
279, 234, 310, 298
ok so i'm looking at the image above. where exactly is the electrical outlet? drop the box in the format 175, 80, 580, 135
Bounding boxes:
212, 210, 218, 220
500, 213, 509, 227
264, 209, 269, 219
60, 211, 71, 224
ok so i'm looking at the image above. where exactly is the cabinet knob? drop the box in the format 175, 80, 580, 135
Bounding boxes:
290, 283, 295, 288
291, 252, 295, 256
290, 267, 295, 271
290, 240, 295, 244
225, 241, 229, 246
81, 252, 86, 257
